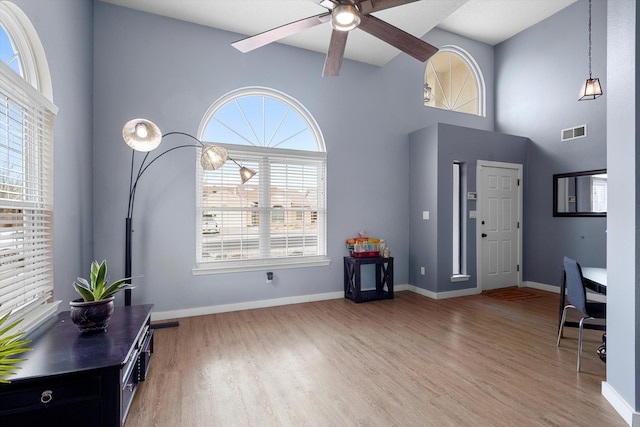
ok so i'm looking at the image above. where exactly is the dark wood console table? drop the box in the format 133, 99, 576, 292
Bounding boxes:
344, 256, 394, 303
0, 304, 154, 426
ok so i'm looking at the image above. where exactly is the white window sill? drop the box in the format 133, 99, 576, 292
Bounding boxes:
193, 258, 331, 275
450, 274, 471, 282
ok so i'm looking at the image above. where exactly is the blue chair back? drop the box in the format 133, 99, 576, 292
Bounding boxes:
564, 256, 588, 314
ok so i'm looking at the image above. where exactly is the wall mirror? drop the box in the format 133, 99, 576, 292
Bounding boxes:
553, 169, 607, 217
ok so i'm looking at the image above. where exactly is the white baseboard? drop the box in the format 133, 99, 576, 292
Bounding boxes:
524, 280, 606, 303
152, 291, 344, 321
153, 285, 413, 321
602, 381, 637, 426
407, 284, 480, 299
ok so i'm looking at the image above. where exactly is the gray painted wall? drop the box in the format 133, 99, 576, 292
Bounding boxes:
495, 0, 608, 287
12, 0, 95, 307
91, 2, 495, 312
606, 0, 638, 413
409, 123, 527, 292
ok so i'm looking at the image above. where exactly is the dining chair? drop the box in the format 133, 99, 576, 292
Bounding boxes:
556, 256, 606, 371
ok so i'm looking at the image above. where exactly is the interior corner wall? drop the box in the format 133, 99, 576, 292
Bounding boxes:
495, 0, 608, 289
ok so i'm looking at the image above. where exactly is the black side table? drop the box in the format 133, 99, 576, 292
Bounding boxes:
343, 256, 394, 303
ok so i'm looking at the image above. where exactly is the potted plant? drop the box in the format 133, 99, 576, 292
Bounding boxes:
0, 313, 31, 383
70, 260, 134, 333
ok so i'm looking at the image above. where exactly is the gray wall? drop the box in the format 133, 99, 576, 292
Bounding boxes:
606, 0, 638, 413
495, 0, 608, 287
409, 123, 528, 292
12, 0, 95, 307
91, 2, 496, 313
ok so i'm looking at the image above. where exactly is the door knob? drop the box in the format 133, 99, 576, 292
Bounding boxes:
482, 233, 487, 238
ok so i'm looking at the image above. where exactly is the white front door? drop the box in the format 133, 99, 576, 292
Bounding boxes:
477, 161, 522, 291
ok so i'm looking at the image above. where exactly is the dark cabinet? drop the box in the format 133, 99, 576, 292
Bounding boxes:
0, 304, 154, 426
344, 256, 394, 302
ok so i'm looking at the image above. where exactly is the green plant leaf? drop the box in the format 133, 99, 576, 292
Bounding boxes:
0, 313, 31, 383
73, 282, 95, 301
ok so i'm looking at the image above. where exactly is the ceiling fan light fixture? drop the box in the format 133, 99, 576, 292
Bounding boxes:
331, 4, 360, 31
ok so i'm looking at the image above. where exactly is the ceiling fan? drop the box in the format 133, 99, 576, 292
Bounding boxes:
231, 0, 439, 77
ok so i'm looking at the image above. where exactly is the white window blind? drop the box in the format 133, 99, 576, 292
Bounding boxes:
0, 62, 57, 332
196, 146, 327, 271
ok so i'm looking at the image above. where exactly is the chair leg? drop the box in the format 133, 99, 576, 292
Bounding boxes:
557, 306, 571, 346
577, 316, 594, 372
577, 318, 585, 371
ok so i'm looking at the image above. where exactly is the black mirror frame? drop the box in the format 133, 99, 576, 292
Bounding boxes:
553, 169, 607, 217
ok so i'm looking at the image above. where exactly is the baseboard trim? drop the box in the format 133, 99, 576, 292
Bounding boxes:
524, 280, 606, 302
602, 381, 637, 426
407, 284, 480, 299
153, 291, 344, 321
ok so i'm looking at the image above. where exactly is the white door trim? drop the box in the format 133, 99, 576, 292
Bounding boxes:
476, 160, 523, 291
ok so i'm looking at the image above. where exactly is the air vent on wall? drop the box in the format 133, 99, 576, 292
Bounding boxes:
561, 124, 587, 141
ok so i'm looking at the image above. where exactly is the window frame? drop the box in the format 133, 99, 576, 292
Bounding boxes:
0, 2, 57, 334
424, 45, 486, 117
193, 87, 329, 275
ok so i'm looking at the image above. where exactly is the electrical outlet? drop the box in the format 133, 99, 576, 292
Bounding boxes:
420, 267, 425, 275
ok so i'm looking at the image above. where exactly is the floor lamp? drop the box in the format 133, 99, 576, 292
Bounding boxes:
121, 118, 255, 325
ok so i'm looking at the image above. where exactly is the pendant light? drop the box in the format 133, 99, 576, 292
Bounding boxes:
579, 0, 603, 100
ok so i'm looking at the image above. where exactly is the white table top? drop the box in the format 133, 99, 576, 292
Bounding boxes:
582, 267, 607, 288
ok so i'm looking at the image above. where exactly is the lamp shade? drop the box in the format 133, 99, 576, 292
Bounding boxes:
579, 77, 603, 100
200, 144, 229, 170
122, 118, 162, 152
331, 4, 360, 31
239, 166, 256, 184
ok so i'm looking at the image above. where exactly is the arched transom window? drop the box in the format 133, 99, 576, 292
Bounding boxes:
424, 47, 484, 116
195, 87, 328, 273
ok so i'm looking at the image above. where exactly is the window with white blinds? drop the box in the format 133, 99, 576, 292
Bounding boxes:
0, 9, 57, 332
195, 88, 328, 273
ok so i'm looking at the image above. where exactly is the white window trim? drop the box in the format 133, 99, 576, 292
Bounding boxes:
424, 45, 486, 117
195, 88, 328, 273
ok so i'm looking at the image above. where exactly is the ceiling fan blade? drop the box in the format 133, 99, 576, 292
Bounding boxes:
322, 30, 348, 77
357, 14, 438, 62
232, 12, 331, 53
358, 0, 420, 15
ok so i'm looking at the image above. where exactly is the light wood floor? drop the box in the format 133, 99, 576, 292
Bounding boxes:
125, 289, 624, 426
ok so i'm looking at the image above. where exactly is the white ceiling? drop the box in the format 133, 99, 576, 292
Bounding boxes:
99, 0, 577, 67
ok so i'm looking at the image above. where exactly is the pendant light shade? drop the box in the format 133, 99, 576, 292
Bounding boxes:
578, 0, 603, 101
122, 118, 162, 152
579, 77, 603, 100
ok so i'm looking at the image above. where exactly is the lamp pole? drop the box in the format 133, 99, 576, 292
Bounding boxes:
124, 132, 208, 307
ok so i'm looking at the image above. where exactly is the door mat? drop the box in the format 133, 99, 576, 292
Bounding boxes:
482, 287, 540, 301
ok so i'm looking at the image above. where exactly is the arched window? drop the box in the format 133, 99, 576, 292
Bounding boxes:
195, 87, 328, 273
424, 46, 485, 116
0, 2, 57, 333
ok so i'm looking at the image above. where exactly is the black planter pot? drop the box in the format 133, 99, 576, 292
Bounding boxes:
69, 297, 115, 333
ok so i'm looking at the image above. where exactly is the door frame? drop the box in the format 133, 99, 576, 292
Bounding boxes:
476, 160, 523, 291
